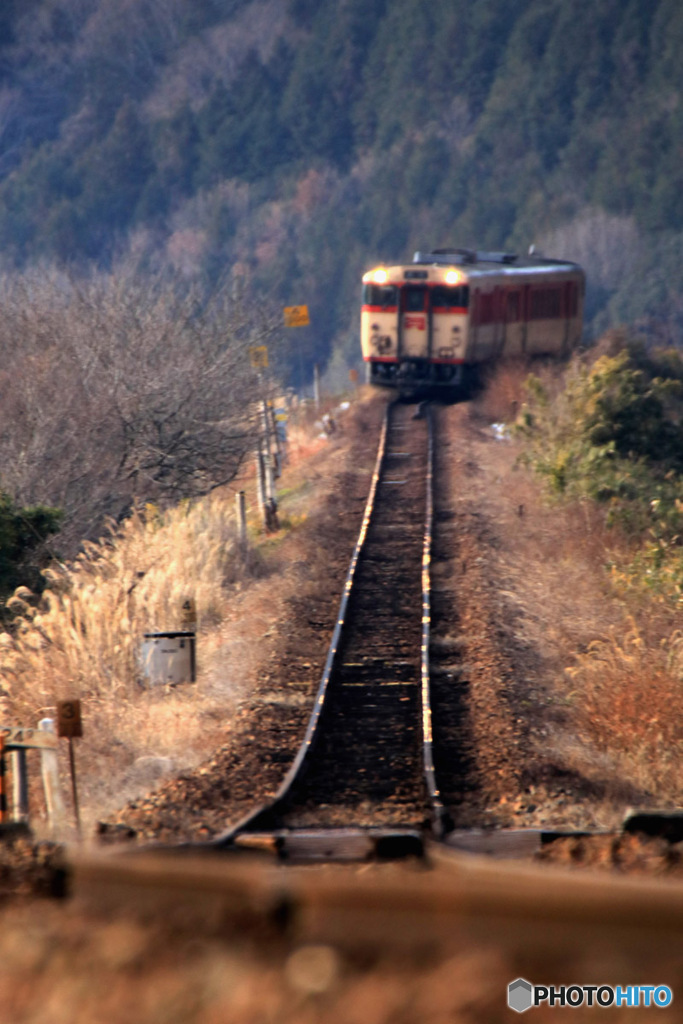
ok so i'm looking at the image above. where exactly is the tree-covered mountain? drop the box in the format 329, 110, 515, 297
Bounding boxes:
1, 0, 683, 382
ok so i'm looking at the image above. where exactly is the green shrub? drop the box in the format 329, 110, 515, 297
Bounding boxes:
516, 345, 683, 604
0, 491, 63, 603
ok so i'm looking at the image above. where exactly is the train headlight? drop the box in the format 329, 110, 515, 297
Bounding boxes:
445, 270, 461, 285
373, 268, 388, 284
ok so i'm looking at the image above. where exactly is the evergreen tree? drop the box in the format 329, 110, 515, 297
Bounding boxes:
0, 492, 62, 601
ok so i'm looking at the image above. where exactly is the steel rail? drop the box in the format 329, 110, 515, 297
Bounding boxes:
213, 400, 395, 847
419, 405, 451, 838
212, 398, 450, 855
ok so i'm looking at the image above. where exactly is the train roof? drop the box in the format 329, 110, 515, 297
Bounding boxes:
363, 249, 584, 285
412, 248, 582, 272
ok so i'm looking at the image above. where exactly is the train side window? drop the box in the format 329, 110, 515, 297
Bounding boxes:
363, 284, 398, 308
479, 291, 495, 324
530, 287, 562, 320
567, 282, 578, 317
506, 290, 520, 323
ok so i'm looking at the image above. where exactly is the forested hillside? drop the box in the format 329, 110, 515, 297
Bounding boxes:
1, 0, 682, 379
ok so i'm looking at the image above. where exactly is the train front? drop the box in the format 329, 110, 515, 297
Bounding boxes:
361, 264, 469, 390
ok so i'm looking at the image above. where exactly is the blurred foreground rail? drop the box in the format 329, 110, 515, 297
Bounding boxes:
72, 841, 683, 952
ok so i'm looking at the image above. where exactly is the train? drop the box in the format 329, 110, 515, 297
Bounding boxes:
361, 248, 585, 391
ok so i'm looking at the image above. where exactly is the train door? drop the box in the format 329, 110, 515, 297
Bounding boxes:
430, 286, 454, 361
471, 289, 479, 357
493, 286, 504, 355
504, 287, 525, 356
399, 285, 429, 360
470, 287, 496, 362
522, 285, 532, 353
562, 281, 575, 354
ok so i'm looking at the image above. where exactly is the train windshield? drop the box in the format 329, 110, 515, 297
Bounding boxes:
431, 285, 469, 310
401, 285, 426, 312
363, 283, 398, 308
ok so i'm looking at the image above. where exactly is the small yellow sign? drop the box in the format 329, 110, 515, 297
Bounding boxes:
249, 345, 269, 370
283, 305, 310, 327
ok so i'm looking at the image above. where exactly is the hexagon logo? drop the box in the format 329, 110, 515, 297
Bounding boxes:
508, 978, 533, 1013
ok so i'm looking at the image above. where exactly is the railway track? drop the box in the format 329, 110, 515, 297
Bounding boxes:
81, 397, 680, 869
208, 400, 626, 862
67, 397, 683, 954
214, 399, 442, 858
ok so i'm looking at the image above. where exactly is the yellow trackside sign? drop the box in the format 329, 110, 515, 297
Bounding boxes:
249, 345, 269, 369
283, 305, 310, 327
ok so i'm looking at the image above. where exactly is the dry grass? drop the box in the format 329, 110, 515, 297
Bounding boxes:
566, 624, 683, 801
0, 394, 366, 838
1, 497, 244, 714
0, 496, 252, 835
474, 356, 572, 426
474, 358, 533, 422
462, 361, 683, 818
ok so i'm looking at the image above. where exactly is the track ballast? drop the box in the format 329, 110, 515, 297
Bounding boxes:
217, 400, 437, 856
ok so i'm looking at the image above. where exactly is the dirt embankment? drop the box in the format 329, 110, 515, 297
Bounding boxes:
429, 397, 682, 875
430, 399, 627, 832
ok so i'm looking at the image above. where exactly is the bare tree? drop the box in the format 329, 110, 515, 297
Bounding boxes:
540, 208, 640, 292
0, 265, 280, 552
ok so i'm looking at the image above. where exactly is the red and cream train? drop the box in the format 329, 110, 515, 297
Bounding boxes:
361, 248, 585, 390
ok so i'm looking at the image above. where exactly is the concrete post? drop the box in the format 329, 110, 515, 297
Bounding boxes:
255, 449, 267, 527
268, 400, 282, 477
236, 490, 247, 548
260, 399, 272, 462
11, 748, 28, 822
38, 718, 66, 832
314, 363, 321, 410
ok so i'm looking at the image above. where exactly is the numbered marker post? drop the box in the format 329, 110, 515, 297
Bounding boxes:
181, 597, 197, 629
57, 700, 83, 838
